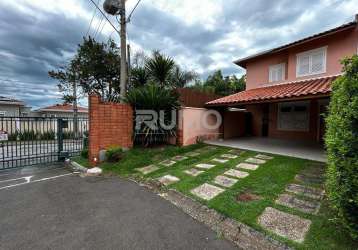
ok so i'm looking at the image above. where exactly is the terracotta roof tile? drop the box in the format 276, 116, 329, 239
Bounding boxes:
38, 104, 88, 112
206, 75, 339, 106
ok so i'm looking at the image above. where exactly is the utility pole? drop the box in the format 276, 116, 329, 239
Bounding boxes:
73, 79, 78, 138
119, 0, 127, 103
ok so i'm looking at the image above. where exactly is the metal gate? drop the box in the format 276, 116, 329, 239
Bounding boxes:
0, 117, 88, 170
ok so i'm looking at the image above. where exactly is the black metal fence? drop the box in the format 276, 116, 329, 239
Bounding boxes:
0, 117, 88, 170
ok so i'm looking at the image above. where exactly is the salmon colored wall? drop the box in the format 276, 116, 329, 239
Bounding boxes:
228, 101, 322, 142
178, 107, 220, 146
246, 27, 358, 89
268, 100, 319, 141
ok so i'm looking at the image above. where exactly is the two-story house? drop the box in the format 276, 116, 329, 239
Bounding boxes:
0, 96, 32, 117
206, 15, 358, 145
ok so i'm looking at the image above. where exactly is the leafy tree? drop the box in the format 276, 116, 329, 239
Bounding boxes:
49, 59, 79, 104
49, 37, 121, 101
325, 55, 358, 239
170, 66, 198, 88
130, 67, 149, 88
189, 70, 246, 96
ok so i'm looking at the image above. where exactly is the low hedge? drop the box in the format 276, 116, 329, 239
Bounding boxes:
325, 55, 358, 239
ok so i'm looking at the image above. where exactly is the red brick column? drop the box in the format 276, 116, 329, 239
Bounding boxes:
89, 95, 133, 166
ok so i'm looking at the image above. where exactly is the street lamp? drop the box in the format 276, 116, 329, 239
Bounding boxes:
103, 0, 124, 15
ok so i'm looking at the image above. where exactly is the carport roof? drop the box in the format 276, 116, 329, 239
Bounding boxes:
206, 75, 339, 107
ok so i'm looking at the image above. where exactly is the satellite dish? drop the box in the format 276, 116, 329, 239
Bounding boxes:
103, 0, 123, 15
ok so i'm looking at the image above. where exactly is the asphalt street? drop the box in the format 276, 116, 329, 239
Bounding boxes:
0, 165, 237, 250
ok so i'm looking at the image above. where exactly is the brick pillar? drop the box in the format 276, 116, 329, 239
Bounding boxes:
88, 95, 133, 166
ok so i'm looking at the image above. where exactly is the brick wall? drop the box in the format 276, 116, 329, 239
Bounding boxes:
88, 95, 133, 166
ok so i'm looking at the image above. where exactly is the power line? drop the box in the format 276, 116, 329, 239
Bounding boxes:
127, 0, 142, 23
93, 15, 105, 38
88, 0, 120, 34
85, 0, 100, 37
97, 14, 108, 38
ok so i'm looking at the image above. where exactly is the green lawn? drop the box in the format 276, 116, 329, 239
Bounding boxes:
73, 144, 357, 250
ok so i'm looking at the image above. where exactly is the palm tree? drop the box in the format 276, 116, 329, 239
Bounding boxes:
171, 66, 198, 88
145, 51, 175, 86
130, 67, 149, 88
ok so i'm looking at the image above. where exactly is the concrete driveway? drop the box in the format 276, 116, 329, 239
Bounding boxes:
0, 166, 236, 250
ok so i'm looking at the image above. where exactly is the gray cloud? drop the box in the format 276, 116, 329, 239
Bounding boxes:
0, 0, 356, 108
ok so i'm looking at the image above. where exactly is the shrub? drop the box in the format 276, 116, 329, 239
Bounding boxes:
83, 131, 89, 148
105, 146, 123, 162
81, 148, 89, 159
40, 131, 56, 140
18, 131, 37, 141
325, 55, 358, 239
8, 132, 19, 141
63, 131, 75, 140
125, 83, 180, 146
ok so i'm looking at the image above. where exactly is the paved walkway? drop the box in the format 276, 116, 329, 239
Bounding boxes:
205, 137, 326, 162
0, 166, 236, 250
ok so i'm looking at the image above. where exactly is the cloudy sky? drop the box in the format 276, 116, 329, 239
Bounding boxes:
0, 0, 357, 108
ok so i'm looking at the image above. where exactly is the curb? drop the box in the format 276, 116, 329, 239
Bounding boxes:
66, 159, 88, 173
127, 178, 291, 250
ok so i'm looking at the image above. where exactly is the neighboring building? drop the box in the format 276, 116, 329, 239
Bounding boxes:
0, 96, 31, 117
34, 104, 88, 118
206, 15, 358, 143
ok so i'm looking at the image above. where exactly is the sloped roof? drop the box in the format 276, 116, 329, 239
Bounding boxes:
235, 19, 357, 68
206, 75, 339, 106
37, 104, 88, 113
0, 96, 24, 106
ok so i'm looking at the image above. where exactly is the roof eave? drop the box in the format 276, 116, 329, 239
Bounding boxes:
206, 93, 331, 107
234, 21, 357, 68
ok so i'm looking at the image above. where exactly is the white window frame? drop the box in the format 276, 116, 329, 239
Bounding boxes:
269, 63, 285, 82
277, 101, 310, 132
296, 46, 327, 77
0, 111, 6, 117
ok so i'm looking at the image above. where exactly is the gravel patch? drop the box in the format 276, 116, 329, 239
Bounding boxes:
224, 169, 250, 179
184, 168, 205, 177
258, 207, 311, 243
285, 184, 324, 200
191, 183, 225, 200
136, 165, 160, 175
245, 158, 266, 165
195, 163, 216, 170
276, 193, 321, 215
236, 163, 259, 171
212, 158, 229, 163
214, 175, 238, 188
157, 175, 180, 186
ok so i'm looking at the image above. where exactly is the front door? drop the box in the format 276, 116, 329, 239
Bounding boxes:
262, 104, 269, 137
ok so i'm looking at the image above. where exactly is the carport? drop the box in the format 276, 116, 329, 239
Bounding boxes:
205, 137, 326, 162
